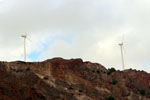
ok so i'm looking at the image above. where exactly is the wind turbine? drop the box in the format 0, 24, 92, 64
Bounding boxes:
118, 36, 125, 70
119, 42, 125, 70
21, 33, 27, 62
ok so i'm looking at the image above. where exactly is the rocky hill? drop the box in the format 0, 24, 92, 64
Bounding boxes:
0, 57, 150, 100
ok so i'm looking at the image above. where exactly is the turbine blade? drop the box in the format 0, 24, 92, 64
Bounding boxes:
27, 37, 32, 42
122, 34, 125, 43
26, 33, 32, 42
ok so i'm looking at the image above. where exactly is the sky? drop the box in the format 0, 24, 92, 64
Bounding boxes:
0, 0, 150, 72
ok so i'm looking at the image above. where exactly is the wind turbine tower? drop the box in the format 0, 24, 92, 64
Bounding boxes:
119, 42, 125, 70
21, 34, 27, 62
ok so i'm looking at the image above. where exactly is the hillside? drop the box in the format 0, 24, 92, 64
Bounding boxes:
0, 58, 150, 100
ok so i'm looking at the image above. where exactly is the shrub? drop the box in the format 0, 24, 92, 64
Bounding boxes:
26, 67, 30, 71
105, 96, 115, 100
107, 68, 116, 75
138, 89, 146, 96
112, 79, 118, 85
43, 76, 49, 80
68, 86, 73, 90
0, 86, 8, 95
79, 89, 83, 93
96, 69, 100, 74
146, 90, 150, 95
92, 70, 95, 72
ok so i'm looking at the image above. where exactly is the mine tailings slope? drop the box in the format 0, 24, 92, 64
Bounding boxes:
0, 57, 150, 100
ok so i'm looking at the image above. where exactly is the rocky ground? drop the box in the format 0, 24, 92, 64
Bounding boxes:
0, 57, 150, 100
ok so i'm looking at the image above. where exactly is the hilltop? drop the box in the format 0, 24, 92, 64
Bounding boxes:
0, 58, 150, 100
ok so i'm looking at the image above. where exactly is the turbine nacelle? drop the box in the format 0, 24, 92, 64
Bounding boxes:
119, 42, 123, 46
21, 35, 27, 38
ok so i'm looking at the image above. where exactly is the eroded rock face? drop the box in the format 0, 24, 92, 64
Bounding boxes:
0, 58, 149, 100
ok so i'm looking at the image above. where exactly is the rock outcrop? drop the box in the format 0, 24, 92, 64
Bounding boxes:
0, 57, 149, 100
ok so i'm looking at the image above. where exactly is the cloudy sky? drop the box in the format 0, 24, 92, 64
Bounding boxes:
0, 0, 150, 72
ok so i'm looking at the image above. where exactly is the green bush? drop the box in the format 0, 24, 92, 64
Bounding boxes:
138, 89, 146, 96
68, 86, 73, 90
112, 79, 118, 85
96, 69, 100, 74
146, 90, 150, 95
92, 70, 95, 72
79, 89, 83, 93
105, 96, 115, 100
107, 68, 116, 75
